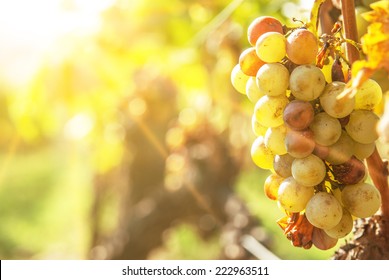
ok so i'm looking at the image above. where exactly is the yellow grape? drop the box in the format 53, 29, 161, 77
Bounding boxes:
231, 64, 250, 94
345, 110, 379, 144
341, 182, 381, 218
291, 154, 326, 187
256, 32, 286, 63
254, 95, 289, 127
305, 192, 343, 230
246, 77, 265, 104
251, 136, 274, 170
251, 114, 268, 136
320, 82, 355, 118
354, 78, 383, 110
324, 208, 354, 239
277, 177, 314, 213
264, 124, 288, 155
264, 173, 284, 200
256, 63, 289, 96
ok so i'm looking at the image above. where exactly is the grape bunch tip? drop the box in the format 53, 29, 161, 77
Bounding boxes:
231, 14, 383, 250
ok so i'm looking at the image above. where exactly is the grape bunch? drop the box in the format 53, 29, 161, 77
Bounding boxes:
231, 16, 383, 250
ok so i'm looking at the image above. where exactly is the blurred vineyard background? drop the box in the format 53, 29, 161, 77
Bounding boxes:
0, 0, 384, 260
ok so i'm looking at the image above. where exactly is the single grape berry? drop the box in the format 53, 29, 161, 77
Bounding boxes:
283, 100, 314, 131
247, 16, 284, 46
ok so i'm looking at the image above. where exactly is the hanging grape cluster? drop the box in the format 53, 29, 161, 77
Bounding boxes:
231, 15, 383, 250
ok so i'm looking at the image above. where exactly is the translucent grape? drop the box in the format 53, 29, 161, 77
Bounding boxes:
324, 208, 353, 239
289, 65, 326, 101
247, 16, 284, 46
325, 130, 354, 165
305, 192, 343, 230
320, 82, 355, 118
256, 63, 289, 97
264, 173, 283, 200
354, 79, 383, 110
345, 110, 379, 144
256, 32, 286, 63
246, 77, 265, 104
251, 136, 274, 170
239, 47, 265, 76
231, 64, 250, 94
291, 154, 326, 187
264, 124, 287, 155
286, 29, 318, 65
254, 95, 289, 127
309, 112, 342, 146
353, 141, 375, 160
277, 177, 314, 213
341, 182, 381, 218
273, 153, 295, 178
251, 114, 268, 136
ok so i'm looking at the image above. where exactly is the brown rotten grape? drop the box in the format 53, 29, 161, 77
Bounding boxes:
283, 100, 314, 131
285, 128, 315, 158
332, 156, 366, 185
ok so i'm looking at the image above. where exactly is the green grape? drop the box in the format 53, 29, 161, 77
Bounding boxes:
251, 136, 274, 170
354, 78, 383, 110
246, 76, 265, 103
355, 6, 369, 38
277, 177, 314, 213
305, 192, 343, 230
291, 154, 326, 187
320, 82, 355, 118
345, 110, 379, 144
254, 95, 289, 127
264, 173, 283, 200
231, 64, 250, 94
353, 141, 375, 160
251, 114, 268, 136
289, 65, 326, 101
256, 63, 289, 96
309, 112, 342, 146
325, 130, 354, 165
264, 124, 287, 155
341, 182, 381, 218
324, 208, 354, 239
256, 32, 286, 63
273, 153, 295, 178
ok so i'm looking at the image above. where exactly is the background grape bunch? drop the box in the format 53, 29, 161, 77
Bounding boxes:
231, 13, 383, 250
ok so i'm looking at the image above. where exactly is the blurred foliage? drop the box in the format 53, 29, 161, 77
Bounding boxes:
0, 0, 338, 260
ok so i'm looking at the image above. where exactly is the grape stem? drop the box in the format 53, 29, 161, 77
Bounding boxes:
340, 0, 389, 233
340, 0, 359, 63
